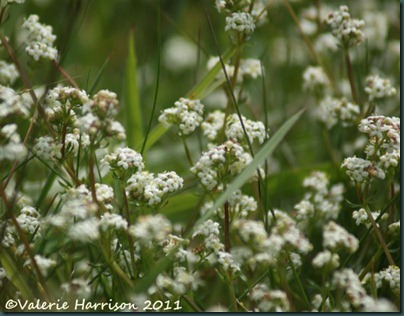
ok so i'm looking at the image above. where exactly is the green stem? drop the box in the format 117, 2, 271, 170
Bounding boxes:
182, 138, 194, 166
343, 45, 359, 105
224, 200, 231, 253
363, 205, 395, 266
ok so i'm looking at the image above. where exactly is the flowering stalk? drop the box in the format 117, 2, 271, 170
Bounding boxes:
343, 45, 359, 105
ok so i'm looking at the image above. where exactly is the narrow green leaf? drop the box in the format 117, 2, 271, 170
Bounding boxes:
0, 250, 34, 300
88, 55, 110, 95
196, 109, 305, 226
141, 47, 236, 152
125, 29, 143, 148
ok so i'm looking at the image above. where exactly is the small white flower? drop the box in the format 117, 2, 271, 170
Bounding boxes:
225, 12, 255, 34
323, 221, 358, 253
364, 75, 396, 101
22, 15, 58, 61
129, 214, 172, 245
302, 66, 330, 92
312, 250, 340, 269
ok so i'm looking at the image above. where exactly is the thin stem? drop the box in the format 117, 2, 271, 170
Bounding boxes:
51, 60, 79, 88
182, 138, 194, 166
224, 201, 230, 253
363, 205, 395, 266
343, 45, 359, 105
121, 181, 137, 279
141, 0, 161, 155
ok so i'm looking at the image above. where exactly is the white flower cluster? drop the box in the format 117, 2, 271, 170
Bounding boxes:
352, 207, 388, 228
44, 86, 89, 124
24, 255, 55, 276
154, 267, 202, 296
0, 61, 18, 85
323, 221, 358, 253
217, 251, 240, 273
225, 12, 255, 34
159, 97, 204, 136
250, 284, 290, 312
364, 75, 397, 101
76, 89, 126, 140
324, 5, 365, 47
64, 128, 90, 155
0, 0, 25, 6
130, 214, 172, 245
342, 115, 400, 182
207, 57, 263, 81
0, 85, 30, 119
316, 97, 360, 129
102, 147, 144, 174
294, 171, 344, 224
33, 136, 62, 161
332, 268, 371, 310
302, 66, 330, 92
99, 213, 127, 231
126, 171, 183, 206
191, 140, 252, 191
22, 14, 58, 61
225, 113, 267, 145
374, 265, 400, 294
312, 250, 340, 269
45, 185, 99, 243
192, 219, 224, 254
201, 189, 257, 219
388, 221, 400, 237
0, 124, 27, 161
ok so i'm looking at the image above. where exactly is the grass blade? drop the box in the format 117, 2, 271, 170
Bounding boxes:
88, 55, 110, 95
125, 29, 144, 148
196, 109, 305, 225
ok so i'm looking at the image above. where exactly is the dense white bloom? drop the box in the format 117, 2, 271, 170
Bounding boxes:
192, 219, 224, 254
250, 284, 290, 312
45, 86, 89, 123
64, 128, 90, 154
302, 66, 330, 92
95, 183, 114, 207
159, 97, 204, 136
25, 255, 55, 276
364, 75, 396, 101
0, 85, 30, 119
374, 265, 400, 293
225, 12, 255, 34
68, 218, 100, 242
332, 269, 370, 309
341, 156, 384, 182
325, 6, 365, 46
225, 114, 267, 145
0, 124, 27, 161
316, 97, 359, 129
388, 221, 400, 237
191, 140, 254, 191
352, 208, 387, 228
99, 213, 128, 231
239, 58, 262, 79
102, 147, 144, 173
201, 110, 226, 141
314, 33, 339, 53
126, 171, 183, 206
33, 136, 62, 161
0, 61, 18, 85
217, 251, 240, 273
361, 298, 398, 312
312, 250, 340, 269
130, 214, 172, 245
17, 206, 41, 238
323, 221, 358, 253
232, 219, 267, 245
295, 171, 344, 224
22, 15, 58, 61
